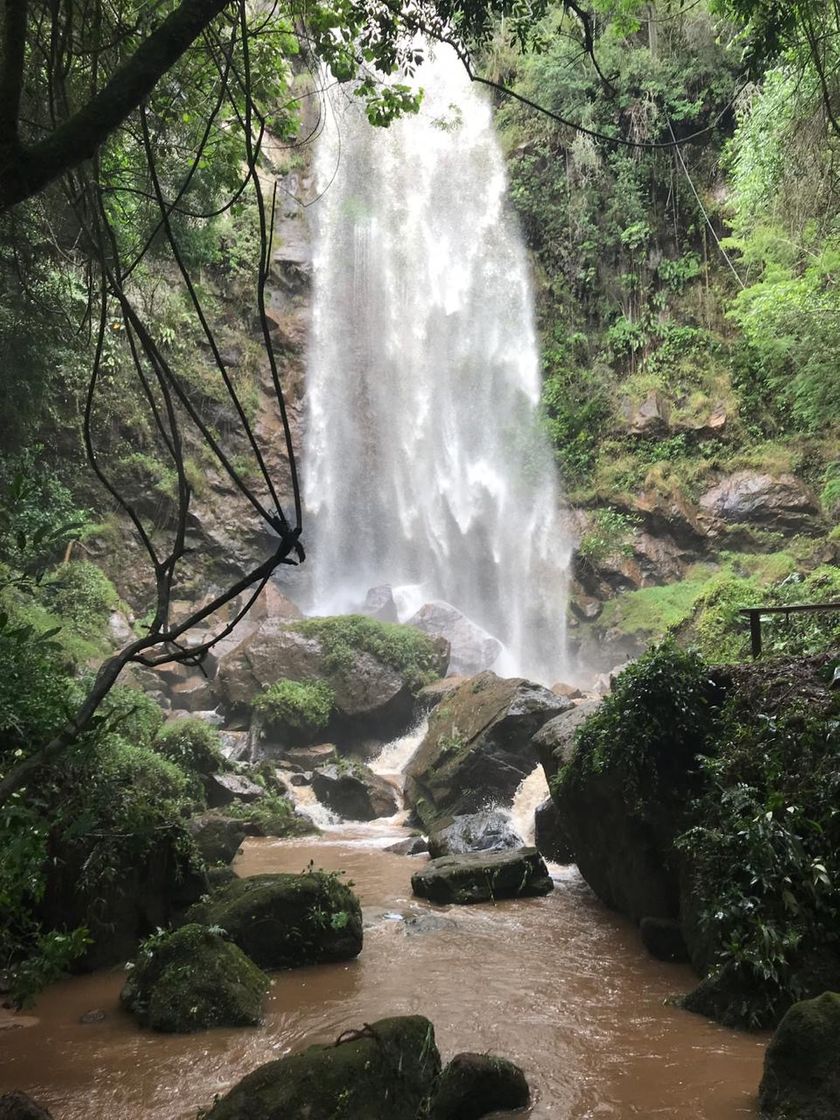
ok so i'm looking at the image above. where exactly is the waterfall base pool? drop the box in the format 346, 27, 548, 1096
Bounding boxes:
0, 828, 766, 1119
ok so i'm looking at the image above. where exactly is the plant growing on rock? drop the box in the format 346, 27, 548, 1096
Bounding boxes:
153, 719, 226, 776
296, 615, 446, 692
254, 679, 335, 739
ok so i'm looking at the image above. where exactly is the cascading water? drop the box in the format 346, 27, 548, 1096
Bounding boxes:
304, 45, 572, 683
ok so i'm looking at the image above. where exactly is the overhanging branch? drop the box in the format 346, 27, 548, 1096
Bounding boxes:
0, 0, 231, 211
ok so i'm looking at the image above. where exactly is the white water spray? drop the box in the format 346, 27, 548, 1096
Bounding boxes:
303, 46, 572, 682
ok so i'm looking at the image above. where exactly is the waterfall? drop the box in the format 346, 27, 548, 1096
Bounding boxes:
303, 45, 572, 683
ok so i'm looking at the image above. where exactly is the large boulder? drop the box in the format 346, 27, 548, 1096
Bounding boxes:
429, 1053, 529, 1120
405, 672, 567, 830
187, 872, 362, 969
531, 700, 600, 785
760, 992, 840, 1119
0, 1094, 53, 1120
361, 585, 399, 622
215, 616, 448, 742
186, 812, 246, 865
311, 763, 399, 821
205, 771, 265, 809
699, 471, 823, 536
411, 848, 553, 905
38, 831, 205, 972
427, 810, 523, 858
416, 677, 468, 712
203, 1015, 441, 1120
534, 797, 573, 864
121, 924, 267, 1033
408, 601, 502, 677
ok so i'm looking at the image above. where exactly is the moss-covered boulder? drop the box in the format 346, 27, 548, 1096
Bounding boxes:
760, 992, 840, 1119
216, 615, 448, 745
311, 762, 398, 821
187, 871, 362, 969
411, 848, 553, 905
121, 924, 267, 1033
551, 645, 721, 926
429, 1053, 529, 1119
186, 811, 246, 865
203, 1015, 441, 1120
405, 672, 567, 830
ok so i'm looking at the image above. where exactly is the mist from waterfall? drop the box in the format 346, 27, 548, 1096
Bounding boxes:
303, 46, 572, 683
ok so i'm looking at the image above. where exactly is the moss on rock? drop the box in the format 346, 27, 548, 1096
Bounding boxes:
411, 848, 554, 905
187, 871, 362, 969
203, 1015, 441, 1120
121, 924, 267, 1033
429, 1052, 529, 1120
760, 992, 840, 1119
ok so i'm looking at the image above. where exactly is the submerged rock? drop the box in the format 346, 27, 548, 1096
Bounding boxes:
121, 924, 267, 1033
187, 872, 362, 969
0, 1093, 54, 1120
411, 847, 553, 905
429, 1052, 530, 1120
405, 672, 567, 830
385, 836, 429, 856
427, 810, 522, 858
311, 763, 399, 821
203, 1015, 441, 1120
186, 812, 246, 866
760, 992, 840, 1119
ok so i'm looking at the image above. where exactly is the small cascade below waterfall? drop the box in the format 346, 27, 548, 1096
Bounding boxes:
509, 764, 551, 847
304, 45, 572, 684
286, 718, 429, 833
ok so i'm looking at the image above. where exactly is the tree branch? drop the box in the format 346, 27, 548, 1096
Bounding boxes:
0, 0, 231, 211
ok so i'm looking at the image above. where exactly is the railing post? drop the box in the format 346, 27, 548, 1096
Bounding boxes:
748, 610, 762, 659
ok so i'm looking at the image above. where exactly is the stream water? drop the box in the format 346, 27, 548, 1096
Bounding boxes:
1, 739, 767, 1119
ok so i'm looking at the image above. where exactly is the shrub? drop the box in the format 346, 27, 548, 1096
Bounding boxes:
254, 679, 335, 737
678, 666, 840, 1027
557, 641, 722, 819
225, 793, 316, 838
577, 507, 639, 568
153, 718, 226, 776
41, 561, 119, 639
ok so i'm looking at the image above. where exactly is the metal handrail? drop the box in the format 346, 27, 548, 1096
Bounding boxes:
738, 603, 840, 658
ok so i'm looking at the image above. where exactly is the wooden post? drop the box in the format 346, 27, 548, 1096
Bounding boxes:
748, 610, 762, 659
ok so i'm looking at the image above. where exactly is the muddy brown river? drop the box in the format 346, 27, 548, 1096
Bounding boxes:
1, 824, 766, 1119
